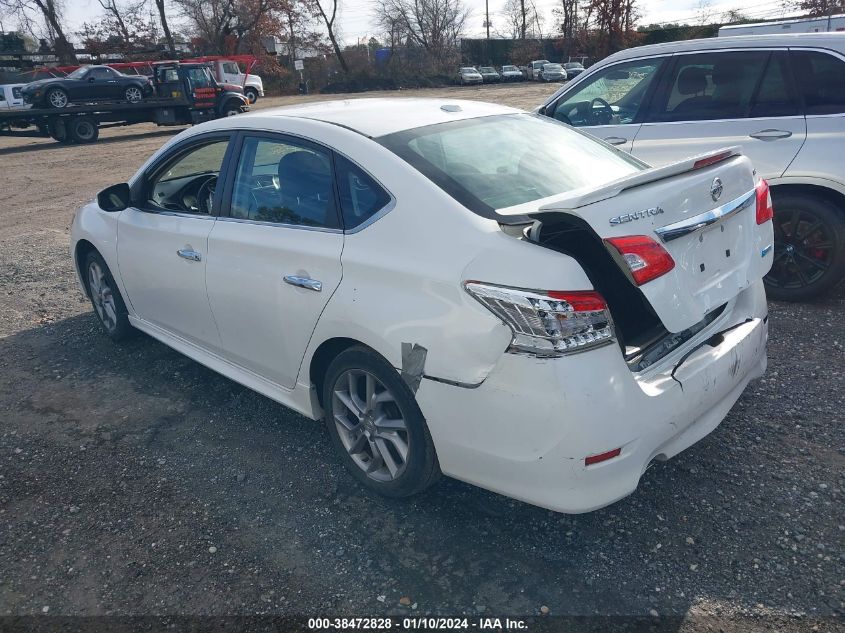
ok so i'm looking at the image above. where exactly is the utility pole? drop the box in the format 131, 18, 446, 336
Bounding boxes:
486, 0, 490, 39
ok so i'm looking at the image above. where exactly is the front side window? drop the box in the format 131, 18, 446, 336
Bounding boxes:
551, 58, 665, 127
222, 62, 240, 74
146, 139, 229, 214
652, 51, 769, 122
335, 155, 391, 229
12, 87, 22, 99
88, 67, 114, 80
791, 50, 845, 115
230, 136, 339, 229
378, 114, 643, 217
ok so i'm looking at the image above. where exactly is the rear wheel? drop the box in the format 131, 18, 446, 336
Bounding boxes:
68, 116, 99, 143
124, 85, 143, 103
765, 193, 845, 301
323, 346, 440, 498
47, 118, 72, 144
84, 251, 133, 341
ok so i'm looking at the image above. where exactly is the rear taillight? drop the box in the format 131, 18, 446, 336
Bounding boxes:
464, 282, 614, 356
605, 235, 675, 286
755, 179, 773, 225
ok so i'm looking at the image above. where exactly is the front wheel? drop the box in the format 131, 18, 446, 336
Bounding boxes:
244, 87, 259, 103
46, 87, 69, 108
84, 251, 133, 341
764, 193, 845, 301
323, 346, 440, 498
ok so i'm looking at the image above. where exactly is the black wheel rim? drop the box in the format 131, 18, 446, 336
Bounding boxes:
766, 207, 835, 290
76, 122, 94, 140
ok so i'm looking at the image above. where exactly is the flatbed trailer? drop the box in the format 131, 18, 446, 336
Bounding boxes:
0, 63, 249, 144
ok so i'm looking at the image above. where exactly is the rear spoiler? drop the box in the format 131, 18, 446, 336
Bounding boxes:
498, 146, 742, 217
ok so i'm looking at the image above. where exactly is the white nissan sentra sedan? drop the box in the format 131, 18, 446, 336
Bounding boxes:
71, 99, 773, 513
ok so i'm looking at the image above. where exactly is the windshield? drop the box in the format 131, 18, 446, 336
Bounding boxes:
378, 114, 643, 218
460, 67, 478, 73
565, 63, 584, 69
544, 64, 563, 71
66, 67, 89, 80
480, 67, 496, 73
503, 66, 518, 71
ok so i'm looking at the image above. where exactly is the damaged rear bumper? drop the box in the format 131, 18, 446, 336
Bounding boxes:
415, 280, 768, 513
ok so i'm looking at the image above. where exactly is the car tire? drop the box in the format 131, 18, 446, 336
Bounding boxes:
223, 100, 242, 117
124, 85, 143, 104
764, 192, 845, 301
322, 345, 440, 498
46, 87, 69, 108
68, 116, 99, 143
84, 251, 134, 341
244, 87, 259, 103
47, 118, 72, 144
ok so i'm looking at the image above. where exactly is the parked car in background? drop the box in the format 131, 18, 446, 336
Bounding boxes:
539, 63, 568, 82
563, 62, 586, 78
74, 98, 771, 513
528, 59, 551, 80
518, 65, 530, 79
0, 83, 26, 110
457, 67, 483, 85
500, 65, 524, 81
21, 65, 153, 109
478, 67, 501, 82
538, 33, 845, 300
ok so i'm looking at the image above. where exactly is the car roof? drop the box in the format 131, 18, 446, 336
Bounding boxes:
222, 98, 522, 138
601, 32, 845, 64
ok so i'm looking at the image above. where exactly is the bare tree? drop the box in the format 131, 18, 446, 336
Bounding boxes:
500, 0, 541, 37
791, 0, 844, 16
556, 0, 578, 38
153, 0, 176, 54
375, 0, 469, 69
0, 0, 77, 61
175, 0, 283, 54
311, 0, 347, 73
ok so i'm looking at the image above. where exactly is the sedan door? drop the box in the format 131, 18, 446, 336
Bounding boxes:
205, 133, 344, 389
631, 50, 806, 180
543, 57, 668, 153
117, 134, 234, 352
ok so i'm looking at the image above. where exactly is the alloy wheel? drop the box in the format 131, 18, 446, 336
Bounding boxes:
332, 369, 410, 482
88, 261, 118, 333
48, 89, 68, 108
767, 207, 835, 290
125, 87, 142, 103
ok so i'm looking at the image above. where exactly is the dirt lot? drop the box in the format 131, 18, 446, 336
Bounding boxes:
0, 83, 843, 630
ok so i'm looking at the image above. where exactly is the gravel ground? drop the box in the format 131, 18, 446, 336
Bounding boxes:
0, 83, 843, 631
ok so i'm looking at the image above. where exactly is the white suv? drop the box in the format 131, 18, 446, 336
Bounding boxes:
539, 33, 845, 300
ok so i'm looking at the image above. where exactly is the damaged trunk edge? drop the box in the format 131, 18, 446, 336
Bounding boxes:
516, 213, 731, 374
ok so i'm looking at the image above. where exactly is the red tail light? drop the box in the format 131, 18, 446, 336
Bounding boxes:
605, 235, 676, 286
755, 179, 773, 225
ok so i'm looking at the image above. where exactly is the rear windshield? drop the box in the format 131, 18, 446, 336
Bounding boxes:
377, 114, 643, 218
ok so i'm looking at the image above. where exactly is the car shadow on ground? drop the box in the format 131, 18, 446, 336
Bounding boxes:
0, 128, 183, 157
0, 308, 840, 625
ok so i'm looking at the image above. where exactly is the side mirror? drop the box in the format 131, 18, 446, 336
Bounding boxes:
97, 183, 132, 212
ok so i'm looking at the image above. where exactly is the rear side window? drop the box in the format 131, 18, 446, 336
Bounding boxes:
751, 52, 799, 118
335, 155, 391, 230
654, 51, 769, 122
791, 50, 845, 115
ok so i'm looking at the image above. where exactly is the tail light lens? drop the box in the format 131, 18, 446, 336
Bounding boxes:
755, 179, 773, 224
605, 235, 675, 286
464, 282, 614, 356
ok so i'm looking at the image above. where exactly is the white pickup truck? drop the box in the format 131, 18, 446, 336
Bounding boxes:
0, 84, 26, 110
209, 60, 264, 104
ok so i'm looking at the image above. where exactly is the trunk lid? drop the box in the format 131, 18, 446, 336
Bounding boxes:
502, 148, 774, 333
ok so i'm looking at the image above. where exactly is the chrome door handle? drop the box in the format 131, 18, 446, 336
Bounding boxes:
283, 275, 322, 292
176, 249, 202, 262
749, 129, 792, 140
604, 136, 627, 146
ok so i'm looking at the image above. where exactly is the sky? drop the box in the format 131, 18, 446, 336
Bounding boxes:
54, 0, 799, 46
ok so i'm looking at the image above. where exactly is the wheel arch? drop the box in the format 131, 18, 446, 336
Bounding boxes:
308, 337, 372, 409
768, 180, 845, 216
74, 239, 99, 298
